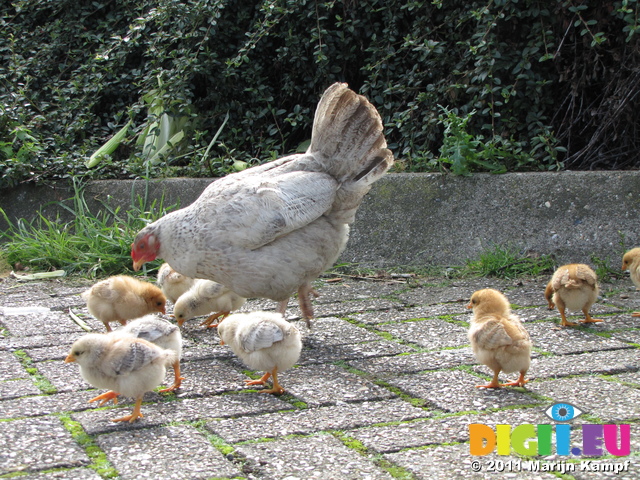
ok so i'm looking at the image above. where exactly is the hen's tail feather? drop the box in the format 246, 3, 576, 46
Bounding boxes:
307, 83, 394, 185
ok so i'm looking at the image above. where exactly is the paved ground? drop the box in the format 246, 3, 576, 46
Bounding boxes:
0, 272, 638, 479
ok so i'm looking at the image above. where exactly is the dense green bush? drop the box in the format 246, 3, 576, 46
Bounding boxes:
1, 0, 638, 187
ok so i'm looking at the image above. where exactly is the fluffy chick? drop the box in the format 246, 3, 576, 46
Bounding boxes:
157, 263, 195, 305
173, 279, 246, 328
467, 288, 531, 389
217, 311, 301, 394
65, 333, 177, 422
546, 264, 602, 326
621, 248, 640, 317
82, 275, 166, 332
116, 315, 184, 392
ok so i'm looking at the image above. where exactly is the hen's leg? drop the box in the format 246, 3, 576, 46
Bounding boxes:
260, 368, 285, 395
89, 390, 119, 406
201, 311, 229, 328
501, 371, 528, 387
476, 370, 502, 389
159, 360, 184, 392
298, 283, 319, 327
276, 299, 289, 315
112, 397, 144, 423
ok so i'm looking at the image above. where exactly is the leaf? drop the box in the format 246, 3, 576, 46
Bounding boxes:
85, 120, 133, 168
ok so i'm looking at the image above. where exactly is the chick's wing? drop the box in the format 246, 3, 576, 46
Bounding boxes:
102, 338, 163, 376
471, 318, 517, 349
239, 321, 285, 352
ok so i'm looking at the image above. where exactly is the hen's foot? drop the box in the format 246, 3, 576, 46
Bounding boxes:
89, 390, 119, 406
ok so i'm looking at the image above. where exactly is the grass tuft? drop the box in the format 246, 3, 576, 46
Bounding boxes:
0, 177, 177, 277
464, 244, 555, 279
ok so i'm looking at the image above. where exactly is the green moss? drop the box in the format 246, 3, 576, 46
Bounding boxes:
58, 415, 118, 478
13, 351, 57, 395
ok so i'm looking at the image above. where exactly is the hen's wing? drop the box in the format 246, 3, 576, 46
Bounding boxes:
197, 170, 338, 250
239, 321, 285, 352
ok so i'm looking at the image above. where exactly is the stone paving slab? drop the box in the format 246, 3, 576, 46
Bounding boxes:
96, 425, 242, 479
0, 416, 89, 475
235, 434, 395, 480
0, 274, 638, 479
206, 398, 430, 443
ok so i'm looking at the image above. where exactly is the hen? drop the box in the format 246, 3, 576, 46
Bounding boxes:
545, 263, 602, 327
467, 288, 531, 388
82, 275, 166, 331
65, 333, 176, 423
131, 83, 394, 325
621, 248, 640, 317
116, 315, 184, 392
173, 278, 246, 328
217, 311, 302, 394
157, 262, 195, 305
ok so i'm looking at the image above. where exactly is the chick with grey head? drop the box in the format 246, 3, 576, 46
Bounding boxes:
65, 333, 177, 423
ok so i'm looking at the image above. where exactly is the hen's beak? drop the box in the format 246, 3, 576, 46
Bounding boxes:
132, 259, 145, 272
64, 354, 76, 363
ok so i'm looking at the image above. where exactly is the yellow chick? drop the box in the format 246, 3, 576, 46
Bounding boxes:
217, 311, 302, 394
116, 315, 184, 392
546, 264, 602, 326
157, 263, 195, 305
82, 275, 166, 331
467, 288, 531, 389
173, 279, 246, 328
65, 333, 177, 423
621, 248, 640, 317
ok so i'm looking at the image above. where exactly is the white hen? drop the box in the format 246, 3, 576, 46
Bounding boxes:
173, 279, 246, 328
217, 311, 302, 394
131, 83, 394, 326
65, 333, 176, 422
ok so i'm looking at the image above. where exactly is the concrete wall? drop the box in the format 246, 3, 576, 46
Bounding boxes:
1, 171, 639, 267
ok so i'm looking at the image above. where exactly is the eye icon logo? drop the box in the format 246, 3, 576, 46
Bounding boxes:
545, 402, 583, 422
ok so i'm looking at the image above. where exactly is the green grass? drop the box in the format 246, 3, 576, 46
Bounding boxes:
0, 178, 177, 277
464, 244, 555, 279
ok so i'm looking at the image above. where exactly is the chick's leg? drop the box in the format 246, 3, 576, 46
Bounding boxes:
89, 390, 119, 406
260, 368, 285, 395
632, 312, 640, 317
245, 371, 271, 387
112, 397, 144, 423
580, 308, 603, 324
476, 370, 502, 389
201, 311, 229, 328
501, 371, 529, 387
555, 300, 577, 327
159, 360, 184, 393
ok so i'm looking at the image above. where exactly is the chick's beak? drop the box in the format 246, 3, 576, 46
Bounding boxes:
466, 302, 473, 309
64, 354, 76, 363
220, 340, 225, 345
